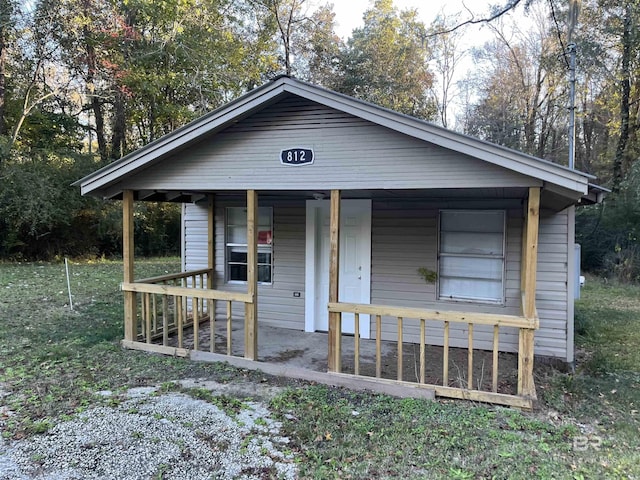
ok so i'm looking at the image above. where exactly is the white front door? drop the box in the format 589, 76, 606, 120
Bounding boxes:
305, 199, 371, 338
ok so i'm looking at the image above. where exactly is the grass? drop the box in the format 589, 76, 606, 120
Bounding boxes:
0, 259, 263, 438
1, 261, 639, 478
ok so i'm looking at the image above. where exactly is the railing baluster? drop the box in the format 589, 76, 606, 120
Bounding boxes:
210, 299, 215, 353
397, 317, 403, 382
152, 294, 157, 334
162, 294, 169, 346
191, 274, 197, 318
172, 293, 178, 329
317, 301, 537, 408
468, 323, 474, 390
138, 293, 144, 340
226, 300, 232, 356
493, 325, 499, 393
420, 318, 426, 384
144, 293, 151, 344
354, 313, 360, 376
193, 295, 199, 351
376, 314, 382, 378
177, 295, 184, 348
443, 321, 450, 386
180, 278, 185, 323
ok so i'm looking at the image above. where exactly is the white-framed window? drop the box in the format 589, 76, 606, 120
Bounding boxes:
438, 210, 506, 304
225, 206, 273, 284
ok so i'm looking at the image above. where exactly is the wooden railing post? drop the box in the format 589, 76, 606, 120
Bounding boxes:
328, 190, 341, 372
207, 194, 215, 289
244, 190, 258, 360
207, 194, 215, 330
123, 190, 137, 342
519, 186, 540, 398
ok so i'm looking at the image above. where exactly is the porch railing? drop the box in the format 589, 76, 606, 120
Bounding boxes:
328, 301, 539, 409
121, 269, 250, 356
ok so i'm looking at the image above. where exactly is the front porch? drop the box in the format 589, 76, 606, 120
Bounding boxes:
120, 188, 541, 410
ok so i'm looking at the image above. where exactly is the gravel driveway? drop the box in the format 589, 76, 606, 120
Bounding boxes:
0, 381, 297, 480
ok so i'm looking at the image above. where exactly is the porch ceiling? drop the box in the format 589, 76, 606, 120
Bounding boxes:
112, 187, 577, 212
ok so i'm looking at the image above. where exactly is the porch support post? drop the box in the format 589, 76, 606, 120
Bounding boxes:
123, 189, 137, 342
244, 190, 258, 360
207, 194, 215, 290
328, 189, 341, 372
518, 186, 540, 398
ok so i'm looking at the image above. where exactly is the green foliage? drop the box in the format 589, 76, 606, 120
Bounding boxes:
417, 266, 437, 283
335, 0, 436, 120
0, 151, 180, 259
185, 388, 245, 415
0, 153, 99, 258
577, 161, 640, 282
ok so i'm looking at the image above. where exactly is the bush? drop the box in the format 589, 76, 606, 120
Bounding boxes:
577, 162, 640, 282
0, 153, 180, 260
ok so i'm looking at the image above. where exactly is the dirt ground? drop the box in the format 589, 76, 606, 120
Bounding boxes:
167, 322, 520, 396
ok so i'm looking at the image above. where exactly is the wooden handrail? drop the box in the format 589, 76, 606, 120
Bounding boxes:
122, 282, 252, 303
135, 268, 213, 285
328, 302, 538, 329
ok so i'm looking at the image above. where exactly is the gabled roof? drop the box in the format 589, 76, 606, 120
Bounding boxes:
76, 75, 595, 198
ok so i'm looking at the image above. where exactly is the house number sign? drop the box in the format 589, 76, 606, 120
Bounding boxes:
280, 148, 314, 166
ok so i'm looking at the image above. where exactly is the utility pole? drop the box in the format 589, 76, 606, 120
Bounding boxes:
567, 0, 580, 170
568, 42, 576, 170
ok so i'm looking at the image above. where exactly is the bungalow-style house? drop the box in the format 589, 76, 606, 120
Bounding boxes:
76, 76, 604, 409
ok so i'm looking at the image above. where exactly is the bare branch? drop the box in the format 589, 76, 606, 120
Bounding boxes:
427, 0, 524, 37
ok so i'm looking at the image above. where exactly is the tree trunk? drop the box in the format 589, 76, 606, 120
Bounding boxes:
612, 4, 632, 192
111, 90, 126, 160
84, 31, 109, 163
82, 0, 108, 163
0, 0, 12, 140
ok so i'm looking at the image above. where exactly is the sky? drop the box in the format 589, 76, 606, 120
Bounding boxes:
331, 0, 497, 41
330, 0, 503, 126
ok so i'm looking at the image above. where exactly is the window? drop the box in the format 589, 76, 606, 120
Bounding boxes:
438, 210, 505, 304
226, 207, 273, 283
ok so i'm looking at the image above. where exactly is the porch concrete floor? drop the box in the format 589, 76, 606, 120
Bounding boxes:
167, 322, 520, 395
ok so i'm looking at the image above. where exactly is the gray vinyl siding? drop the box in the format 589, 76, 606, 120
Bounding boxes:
183, 200, 571, 359
127, 97, 539, 192
183, 200, 306, 329
369, 201, 571, 358
535, 209, 570, 358
370, 200, 523, 353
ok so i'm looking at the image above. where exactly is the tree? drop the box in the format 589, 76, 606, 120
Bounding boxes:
428, 13, 466, 128
463, 6, 568, 161
336, 0, 435, 119
297, 4, 343, 86
0, 0, 16, 142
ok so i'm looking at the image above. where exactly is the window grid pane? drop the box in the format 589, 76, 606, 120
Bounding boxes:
439, 210, 505, 303
226, 207, 273, 284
